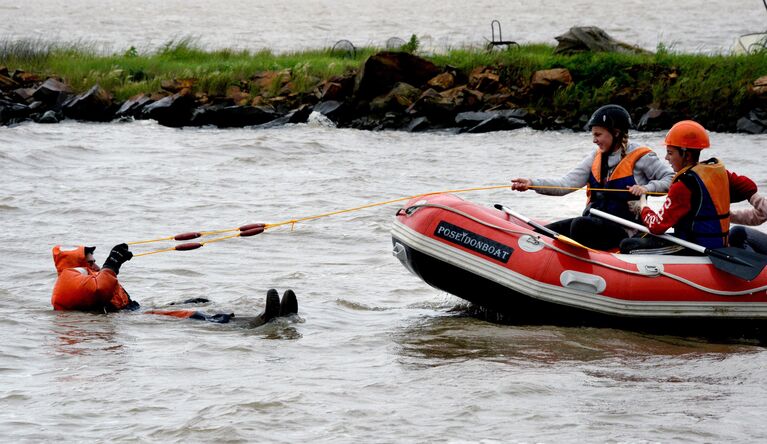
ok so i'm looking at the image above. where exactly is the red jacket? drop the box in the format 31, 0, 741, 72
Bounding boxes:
51, 245, 131, 312
642, 168, 750, 240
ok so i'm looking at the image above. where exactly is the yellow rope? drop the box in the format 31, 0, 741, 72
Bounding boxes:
129, 236, 176, 245
134, 246, 177, 257
134, 233, 247, 257
529, 185, 666, 196
129, 183, 665, 256
200, 233, 242, 244
264, 184, 515, 229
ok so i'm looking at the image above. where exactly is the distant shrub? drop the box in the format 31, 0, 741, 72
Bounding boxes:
400, 34, 420, 53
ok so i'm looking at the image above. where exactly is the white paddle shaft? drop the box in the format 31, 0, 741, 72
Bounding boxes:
589, 208, 706, 254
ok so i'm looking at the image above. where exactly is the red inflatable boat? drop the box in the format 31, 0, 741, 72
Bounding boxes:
391, 193, 767, 339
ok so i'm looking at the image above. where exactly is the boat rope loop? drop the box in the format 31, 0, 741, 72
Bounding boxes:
404, 203, 767, 297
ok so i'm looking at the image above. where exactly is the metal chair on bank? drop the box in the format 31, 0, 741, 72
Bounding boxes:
486, 20, 519, 50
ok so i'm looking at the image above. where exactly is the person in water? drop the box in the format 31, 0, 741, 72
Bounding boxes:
510, 104, 674, 250
51, 244, 298, 324
627, 120, 757, 254
51, 244, 139, 312
145, 288, 298, 326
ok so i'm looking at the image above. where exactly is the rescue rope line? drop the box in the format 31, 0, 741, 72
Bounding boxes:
408, 203, 767, 297
528, 185, 666, 196
131, 184, 515, 256
129, 183, 665, 257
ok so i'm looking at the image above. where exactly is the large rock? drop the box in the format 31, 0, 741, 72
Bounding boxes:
369, 82, 422, 113
456, 110, 527, 133
468, 68, 501, 93
406, 116, 431, 132
354, 51, 441, 100
636, 106, 674, 131
11, 87, 35, 102
426, 72, 455, 91
32, 78, 71, 105
141, 91, 196, 127
189, 103, 280, 128
483, 90, 517, 107
255, 104, 314, 128
749, 76, 767, 107
554, 26, 650, 55
0, 71, 19, 90
407, 86, 483, 122
313, 100, 348, 122
226, 85, 251, 106
464, 116, 527, 133
455, 109, 528, 128
160, 78, 196, 93
62, 84, 114, 121
35, 110, 61, 124
114, 93, 155, 118
253, 69, 291, 97
736, 109, 767, 134
319, 74, 356, 102
751, 75, 767, 96
531, 68, 573, 89
12, 70, 41, 86
0, 98, 31, 125
189, 103, 228, 126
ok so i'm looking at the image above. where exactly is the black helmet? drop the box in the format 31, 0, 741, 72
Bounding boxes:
587, 105, 632, 133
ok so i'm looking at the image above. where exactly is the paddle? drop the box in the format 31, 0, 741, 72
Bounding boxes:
589, 208, 767, 281
494, 204, 593, 251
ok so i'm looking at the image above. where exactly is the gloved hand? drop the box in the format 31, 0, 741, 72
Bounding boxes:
731, 174, 757, 203
102, 243, 133, 275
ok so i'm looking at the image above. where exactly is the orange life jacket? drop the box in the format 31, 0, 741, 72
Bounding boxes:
586, 146, 652, 221
673, 158, 731, 249
51, 245, 131, 312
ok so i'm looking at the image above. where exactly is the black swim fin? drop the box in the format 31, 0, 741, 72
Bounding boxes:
261, 288, 281, 322
280, 289, 298, 316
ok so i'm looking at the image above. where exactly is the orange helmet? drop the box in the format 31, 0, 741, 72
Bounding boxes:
664, 120, 710, 149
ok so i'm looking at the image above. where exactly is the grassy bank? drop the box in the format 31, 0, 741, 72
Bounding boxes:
2, 38, 767, 131
430, 45, 767, 131
0, 38, 378, 100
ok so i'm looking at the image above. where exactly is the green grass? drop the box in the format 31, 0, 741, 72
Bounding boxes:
430, 44, 767, 129
1, 37, 376, 100
2, 38, 767, 129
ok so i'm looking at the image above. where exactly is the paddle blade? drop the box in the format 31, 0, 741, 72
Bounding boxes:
708, 247, 767, 281
554, 234, 596, 252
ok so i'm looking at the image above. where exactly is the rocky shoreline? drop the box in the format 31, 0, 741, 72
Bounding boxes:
3, 50, 767, 133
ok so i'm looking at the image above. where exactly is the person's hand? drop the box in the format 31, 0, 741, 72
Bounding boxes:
102, 243, 133, 275
511, 178, 532, 192
628, 195, 648, 217
627, 184, 648, 196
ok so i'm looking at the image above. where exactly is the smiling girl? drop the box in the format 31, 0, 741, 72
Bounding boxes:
510, 104, 674, 250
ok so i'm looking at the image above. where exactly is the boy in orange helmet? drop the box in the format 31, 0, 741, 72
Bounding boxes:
622, 120, 757, 254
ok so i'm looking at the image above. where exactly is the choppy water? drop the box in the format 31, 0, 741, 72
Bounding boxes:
2, 0, 765, 53
2, 120, 767, 441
